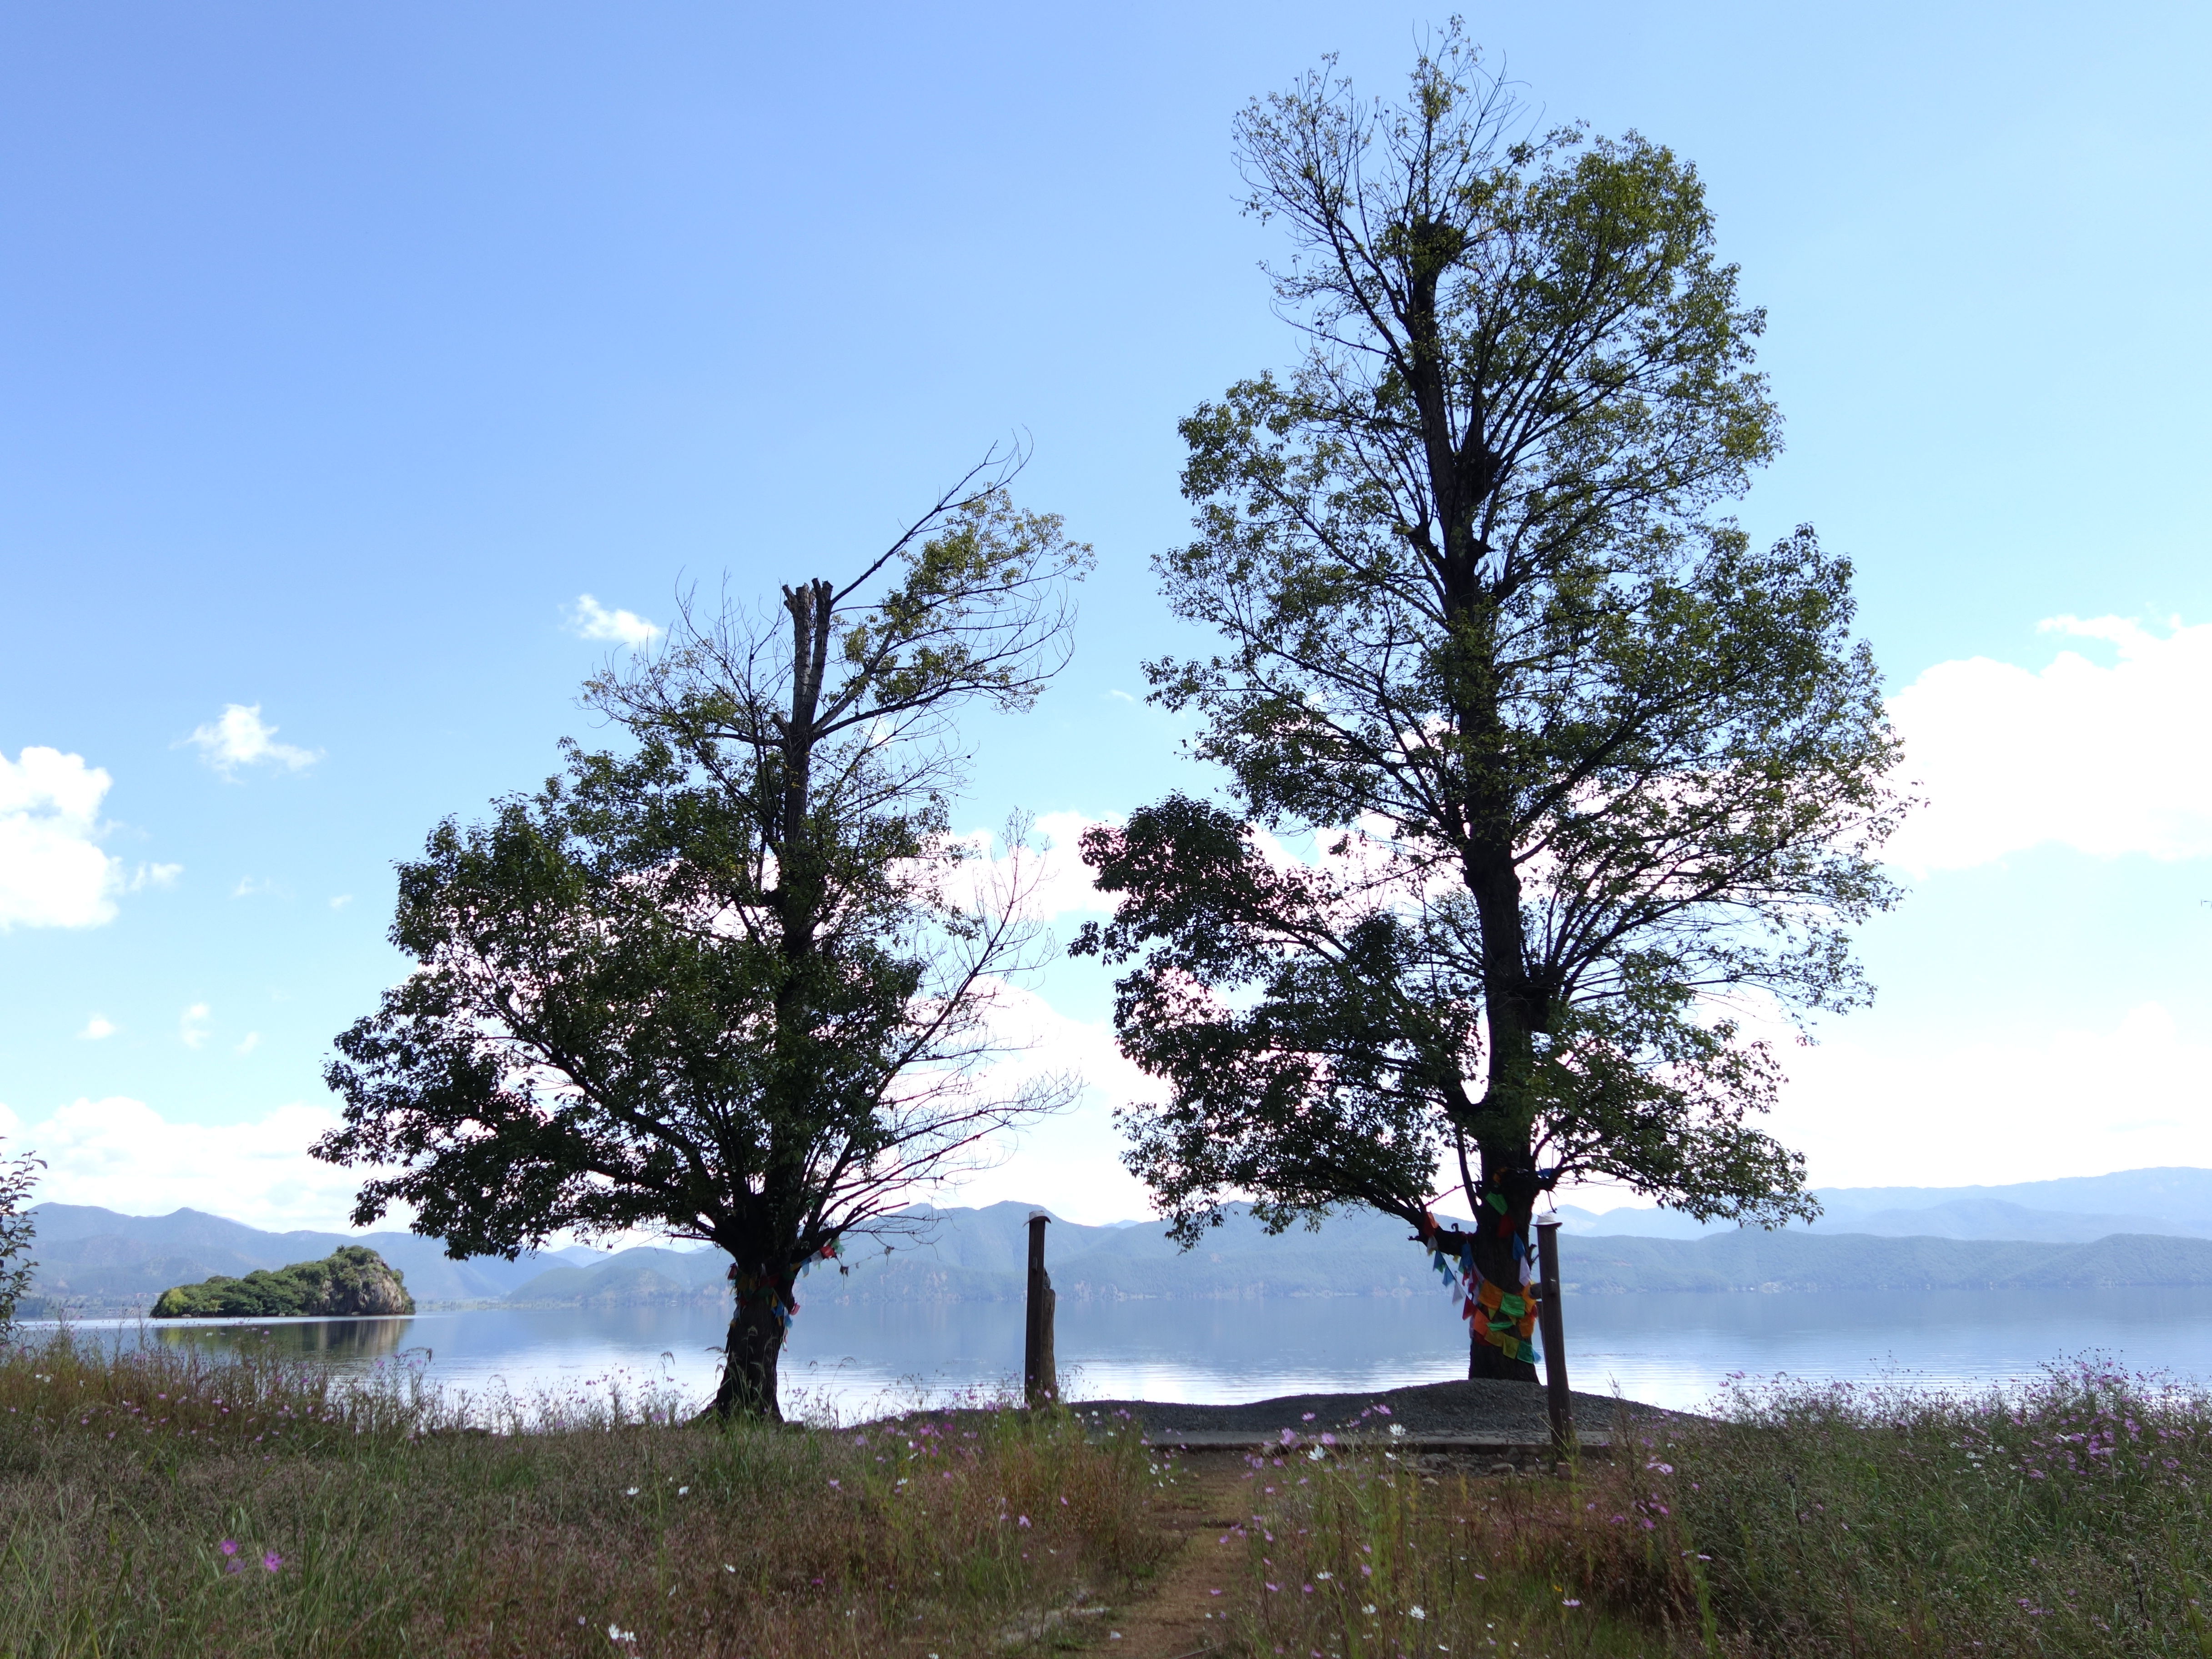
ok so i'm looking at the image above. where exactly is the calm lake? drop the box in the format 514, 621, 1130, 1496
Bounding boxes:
30, 1287, 2212, 1421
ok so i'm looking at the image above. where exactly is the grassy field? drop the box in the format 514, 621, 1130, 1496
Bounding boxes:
0, 1331, 1171, 1657
1204, 1359, 2212, 1658
4, 1335, 2210, 1657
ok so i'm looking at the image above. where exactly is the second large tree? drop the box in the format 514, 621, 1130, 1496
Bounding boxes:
1076, 33, 1906, 1379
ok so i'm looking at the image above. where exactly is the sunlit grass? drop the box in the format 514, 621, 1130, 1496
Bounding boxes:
14, 1329, 2211, 1657
0, 1329, 1172, 1658
1199, 1438, 1689, 1657
1201, 1356, 2212, 1658
1663, 1357, 2212, 1655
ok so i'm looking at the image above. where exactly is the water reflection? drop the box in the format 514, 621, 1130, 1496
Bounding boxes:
145, 1317, 416, 1363
26, 1286, 2212, 1420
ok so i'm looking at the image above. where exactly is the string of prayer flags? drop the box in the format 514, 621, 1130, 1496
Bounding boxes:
1422, 1217, 1540, 1367
1484, 1324, 1540, 1366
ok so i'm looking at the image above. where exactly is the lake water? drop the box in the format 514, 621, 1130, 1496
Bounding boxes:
30, 1287, 2212, 1422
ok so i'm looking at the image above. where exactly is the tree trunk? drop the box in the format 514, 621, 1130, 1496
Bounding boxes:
1466, 1155, 1542, 1384
714, 1295, 787, 1420
1404, 215, 1544, 1389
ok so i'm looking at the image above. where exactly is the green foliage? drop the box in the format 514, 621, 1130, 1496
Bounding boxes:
319, 735, 939, 1258
316, 463, 1087, 1416
0, 1141, 37, 1338
147, 1246, 414, 1319
1079, 29, 1905, 1282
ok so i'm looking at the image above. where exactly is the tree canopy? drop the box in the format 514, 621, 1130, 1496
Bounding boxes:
1075, 31, 1905, 1378
317, 462, 1092, 1415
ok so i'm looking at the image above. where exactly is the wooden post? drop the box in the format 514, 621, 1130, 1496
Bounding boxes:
1533, 1213, 1573, 1455
1024, 1210, 1056, 1408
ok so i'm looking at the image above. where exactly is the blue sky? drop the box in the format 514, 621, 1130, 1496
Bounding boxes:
3, 1, 2209, 1231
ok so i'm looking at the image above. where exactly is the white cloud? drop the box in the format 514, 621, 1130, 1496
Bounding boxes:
231, 876, 283, 900
1885, 616, 2212, 873
0, 747, 122, 930
184, 704, 320, 777
329, 894, 353, 910
78, 1016, 116, 1041
128, 862, 181, 891
940, 979, 1164, 1223
1768, 1001, 2212, 1189
946, 811, 1117, 923
235, 1032, 261, 1056
568, 594, 662, 647
9, 1095, 390, 1233
178, 1003, 210, 1049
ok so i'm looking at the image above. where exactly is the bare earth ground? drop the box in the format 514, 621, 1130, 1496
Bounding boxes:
1091, 1453, 1260, 1659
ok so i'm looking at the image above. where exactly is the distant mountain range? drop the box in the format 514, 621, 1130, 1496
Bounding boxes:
1555, 1231, 2212, 1294
22, 1167, 2212, 1315
1555, 1167, 2212, 1243
20, 1203, 608, 1316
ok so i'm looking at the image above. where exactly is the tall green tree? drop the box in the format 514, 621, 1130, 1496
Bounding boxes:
317, 464, 1091, 1417
1075, 33, 1905, 1379
0, 1142, 40, 1339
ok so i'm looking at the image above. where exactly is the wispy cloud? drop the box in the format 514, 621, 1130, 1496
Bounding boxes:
78, 1015, 116, 1041
178, 1003, 210, 1050
231, 876, 284, 900
568, 594, 662, 647
235, 1032, 261, 1056
184, 704, 321, 779
128, 862, 181, 891
329, 894, 352, 910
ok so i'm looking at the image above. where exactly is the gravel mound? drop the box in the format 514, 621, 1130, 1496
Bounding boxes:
1073, 1377, 1686, 1442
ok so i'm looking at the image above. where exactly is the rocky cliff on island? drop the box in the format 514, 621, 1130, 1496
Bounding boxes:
149, 1246, 415, 1318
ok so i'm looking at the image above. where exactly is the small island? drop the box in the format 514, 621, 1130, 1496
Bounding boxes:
148, 1246, 414, 1318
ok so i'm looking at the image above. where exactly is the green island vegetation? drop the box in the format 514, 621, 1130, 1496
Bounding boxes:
147, 1247, 416, 1320
0, 1337, 2207, 1656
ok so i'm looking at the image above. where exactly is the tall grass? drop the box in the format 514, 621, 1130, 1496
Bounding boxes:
1207, 1357, 2212, 1658
0, 1329, 1171, 1658
1662, 1357, 2212, 1655
16, 1328, 2209, 1657
1202, 1435, 1687, 1657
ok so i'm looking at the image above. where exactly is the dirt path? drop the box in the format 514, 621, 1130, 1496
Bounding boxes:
1082, 1446, 1550, 1657
1083, 1455, 1252, 1658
